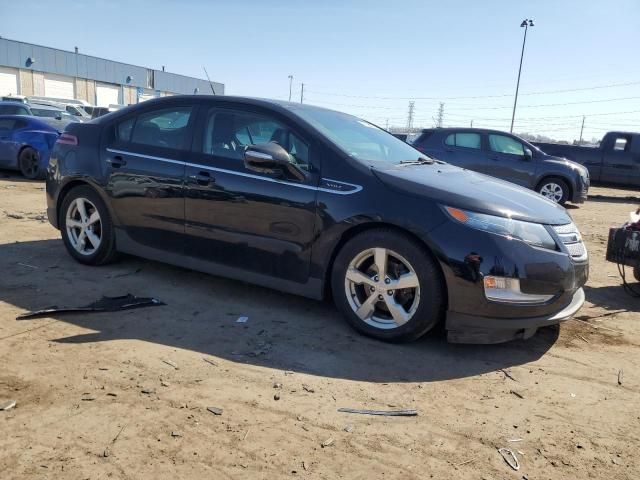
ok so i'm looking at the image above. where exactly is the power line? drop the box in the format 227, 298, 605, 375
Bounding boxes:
304, 80, 640, 101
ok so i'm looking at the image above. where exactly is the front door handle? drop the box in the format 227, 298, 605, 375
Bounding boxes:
489, 155, 499, 161
107, 155, 127, 168
189, 171, 214, 186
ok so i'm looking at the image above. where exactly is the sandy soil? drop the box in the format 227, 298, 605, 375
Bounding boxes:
0, 174, 638, 480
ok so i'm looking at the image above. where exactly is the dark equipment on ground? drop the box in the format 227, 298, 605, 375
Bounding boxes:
606, 209, 640, 296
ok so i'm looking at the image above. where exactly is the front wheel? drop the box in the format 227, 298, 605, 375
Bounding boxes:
536, 177, 569, 205
331, 229, 445, 342
60, 186, 118, 265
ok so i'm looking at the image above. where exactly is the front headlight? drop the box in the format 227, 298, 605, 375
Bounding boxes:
443, 206, 557, 250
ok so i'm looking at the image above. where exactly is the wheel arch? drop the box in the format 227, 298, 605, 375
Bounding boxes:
56, 179, 117, 227
322, 221, 448, 305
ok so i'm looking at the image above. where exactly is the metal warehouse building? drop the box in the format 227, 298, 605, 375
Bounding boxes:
0, 37, 224, 107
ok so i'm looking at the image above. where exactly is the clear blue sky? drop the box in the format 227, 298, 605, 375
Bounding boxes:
2, 0, 639, 140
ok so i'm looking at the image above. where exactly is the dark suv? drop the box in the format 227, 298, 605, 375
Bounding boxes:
46, 96, 588, 344
412, 128, 590, 205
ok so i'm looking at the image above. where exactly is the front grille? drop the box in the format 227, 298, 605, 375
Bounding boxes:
553, 223, 588, 262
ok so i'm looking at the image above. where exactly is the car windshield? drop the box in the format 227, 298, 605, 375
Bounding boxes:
0, 104, 29, 115
291, 106, 431, 164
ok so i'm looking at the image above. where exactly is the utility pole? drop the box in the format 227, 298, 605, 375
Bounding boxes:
579, 116, 585, 145
300, 83, 304, 104
385, 118, 389, 130
436, 102, 444, 128
470, 120, 474, 128
406, 101, 415, 130
510, 19, 534, 133
288, 75, 293, 102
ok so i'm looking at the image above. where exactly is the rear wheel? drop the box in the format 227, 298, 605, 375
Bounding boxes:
60, 186, 118, 265
331, 229, 444, 342
18, 147, 44, 180
536, 177, 569, 205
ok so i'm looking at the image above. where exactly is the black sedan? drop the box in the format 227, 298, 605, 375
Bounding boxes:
46, 96, 588, 343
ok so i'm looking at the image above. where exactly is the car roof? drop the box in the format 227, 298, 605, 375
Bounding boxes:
29, 104, 64, 111
420, 127, 518, 136
95, 95, 357, 124
0, 100, 31, 106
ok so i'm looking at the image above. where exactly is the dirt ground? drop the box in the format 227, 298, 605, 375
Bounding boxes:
0, 173, 638, 480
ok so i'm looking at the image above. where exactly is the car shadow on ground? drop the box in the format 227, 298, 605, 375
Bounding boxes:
1, 238, 559, 383
587, 195, 640, 204
0, 169, 42, 183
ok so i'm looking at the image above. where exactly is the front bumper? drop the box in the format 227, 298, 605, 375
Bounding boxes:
572, 176, 589, 203
446, 287, 585, 343
430, 220, 588, 344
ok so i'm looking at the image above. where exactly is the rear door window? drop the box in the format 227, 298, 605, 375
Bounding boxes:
445, 132, 481, 149
0, 105, 30, 115
612, 136, 629, 151
123, 107, 192, 150
489, 134, 524, 155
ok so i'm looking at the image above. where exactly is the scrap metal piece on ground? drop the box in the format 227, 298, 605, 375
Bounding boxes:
16, 294, 165, 319
207, 407, 223, 416
338, 408, 418, 417
0, 400, 16, 411
498, 447, 520, 471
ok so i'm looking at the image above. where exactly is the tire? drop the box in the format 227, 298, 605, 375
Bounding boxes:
331, 229, 445, 342
634, 264, 640, 283
536, 177, 570, 205
59, 186, 118, 265
18, 147, 45, 180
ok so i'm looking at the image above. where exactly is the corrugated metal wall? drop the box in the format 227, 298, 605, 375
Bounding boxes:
0, 38, 224, 97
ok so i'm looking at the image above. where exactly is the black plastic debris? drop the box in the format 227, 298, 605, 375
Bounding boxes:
16, 294, 164, 319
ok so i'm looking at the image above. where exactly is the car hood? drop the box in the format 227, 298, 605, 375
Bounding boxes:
542, 155, 589, 175
372, 162, 571, 225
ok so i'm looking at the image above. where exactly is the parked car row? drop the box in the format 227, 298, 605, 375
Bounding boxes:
1, 95, 112, 120
45, 95, 589, 345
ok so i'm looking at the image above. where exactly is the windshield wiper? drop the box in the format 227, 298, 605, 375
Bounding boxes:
398, 157, 434, 166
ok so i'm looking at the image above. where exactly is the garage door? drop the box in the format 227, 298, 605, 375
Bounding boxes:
44, 73, 75, 99
0, 67, 19, 96
138, 88, 158, 103
96, 83, 120, 107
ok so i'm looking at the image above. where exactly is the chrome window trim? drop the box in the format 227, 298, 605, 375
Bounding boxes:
105, 148, 362, 195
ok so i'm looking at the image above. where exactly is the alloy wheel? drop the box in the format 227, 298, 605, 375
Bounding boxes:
539, 182, 564, 203
344, 247, 421, 329
65, 198, 102, 255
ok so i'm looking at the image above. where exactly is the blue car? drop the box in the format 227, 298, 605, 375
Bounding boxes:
0, 115, 59, 179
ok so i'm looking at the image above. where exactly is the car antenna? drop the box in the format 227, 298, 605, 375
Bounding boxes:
202, 67, 216, 95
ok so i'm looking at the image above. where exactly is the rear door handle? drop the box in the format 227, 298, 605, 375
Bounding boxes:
107, 155, 127, 168
189, 171, 214, 186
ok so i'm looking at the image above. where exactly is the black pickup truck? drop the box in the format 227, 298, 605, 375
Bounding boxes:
535, 132, 640, 187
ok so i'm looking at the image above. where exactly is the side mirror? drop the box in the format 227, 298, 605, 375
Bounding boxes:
523, 148, 533, 161
244, 142, 305, 181
55, 114, 62, 120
